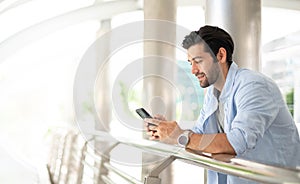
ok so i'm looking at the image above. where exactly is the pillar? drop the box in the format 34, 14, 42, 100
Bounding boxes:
94, 19, 112, 183
205, 0, 261, 71
95, 19, 112, 131
143, 0, 177, 118
143, 0, 177, 183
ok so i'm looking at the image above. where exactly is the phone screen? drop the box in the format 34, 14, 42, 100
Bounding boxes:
136, 108, 152, 119
135, 108, 157, 126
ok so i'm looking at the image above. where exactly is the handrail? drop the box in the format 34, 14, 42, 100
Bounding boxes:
103, 162, 143, 184
88, 130, 300, 184
101, 175, 117, 184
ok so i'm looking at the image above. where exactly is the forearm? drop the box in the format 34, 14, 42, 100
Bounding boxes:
187, 133, 236, 155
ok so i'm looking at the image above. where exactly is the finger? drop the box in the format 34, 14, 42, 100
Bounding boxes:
146, 131, 153, 136
153, 114, 166, 121
153, 114, 162, 119
144, 118, 160, 126
148, 125, 157, 131
152, 130, 161, 138
146, 131, 159, 140
144, 122, 157, 132
144, 122, 151, 130
149, 135, 160, 141
146, 130, 157, 135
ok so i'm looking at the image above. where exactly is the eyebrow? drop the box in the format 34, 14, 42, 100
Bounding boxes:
187, 56, 203, 62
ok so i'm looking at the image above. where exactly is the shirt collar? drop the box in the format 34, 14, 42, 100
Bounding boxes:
218, 62, 239, 102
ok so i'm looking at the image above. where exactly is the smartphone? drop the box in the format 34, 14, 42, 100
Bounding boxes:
135, 108, 157, 126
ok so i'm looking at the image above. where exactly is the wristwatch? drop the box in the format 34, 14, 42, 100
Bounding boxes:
177, 130, 192, 148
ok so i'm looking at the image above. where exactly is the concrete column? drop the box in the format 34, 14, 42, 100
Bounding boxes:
94, 19, 111, 184
205, 0, 261, 71
143, 1, 177, 184
143, 0, 177, 118
95, 19, 111, 131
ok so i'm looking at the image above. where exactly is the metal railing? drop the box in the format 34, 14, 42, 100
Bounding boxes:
47, 129, 300, 184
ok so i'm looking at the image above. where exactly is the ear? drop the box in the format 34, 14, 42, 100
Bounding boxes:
217, 47, 227, 64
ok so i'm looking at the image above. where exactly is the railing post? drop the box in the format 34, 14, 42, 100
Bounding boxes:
144, 156, 176, 184
97, 142, 120, 183
76, 140, 88, 184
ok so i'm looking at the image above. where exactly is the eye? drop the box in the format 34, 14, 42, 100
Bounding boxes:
194, 58, 202, 64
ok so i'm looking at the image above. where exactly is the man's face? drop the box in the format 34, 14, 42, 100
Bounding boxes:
187, 43, 221, 88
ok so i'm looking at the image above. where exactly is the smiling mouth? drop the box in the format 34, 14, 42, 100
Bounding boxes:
197, 73, 205, 80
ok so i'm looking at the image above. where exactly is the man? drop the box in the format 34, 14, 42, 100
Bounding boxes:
145, 25, 300, 184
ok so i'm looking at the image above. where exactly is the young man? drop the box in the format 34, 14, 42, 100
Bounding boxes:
145, 25, 300, 184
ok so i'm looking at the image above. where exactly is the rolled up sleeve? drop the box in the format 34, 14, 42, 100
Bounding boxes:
226, 128, 247, 155
226, 80, 280, 155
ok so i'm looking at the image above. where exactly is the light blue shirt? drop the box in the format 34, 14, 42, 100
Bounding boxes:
192, 62, 300, 184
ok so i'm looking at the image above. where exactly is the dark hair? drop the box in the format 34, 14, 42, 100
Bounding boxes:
182, 25, 234, 66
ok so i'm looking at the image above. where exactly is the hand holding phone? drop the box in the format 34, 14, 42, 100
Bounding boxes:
135, 108, 157, 127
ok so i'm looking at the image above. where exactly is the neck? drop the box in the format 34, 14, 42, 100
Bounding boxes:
213, 63, 229, 92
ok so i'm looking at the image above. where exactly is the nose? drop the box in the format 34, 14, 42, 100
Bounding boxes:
191, 61, 199, 75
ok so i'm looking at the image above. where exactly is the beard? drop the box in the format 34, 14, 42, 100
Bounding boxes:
196, 72, 210, 88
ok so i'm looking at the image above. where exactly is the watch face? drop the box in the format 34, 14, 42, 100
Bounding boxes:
178, 134, 189, 146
